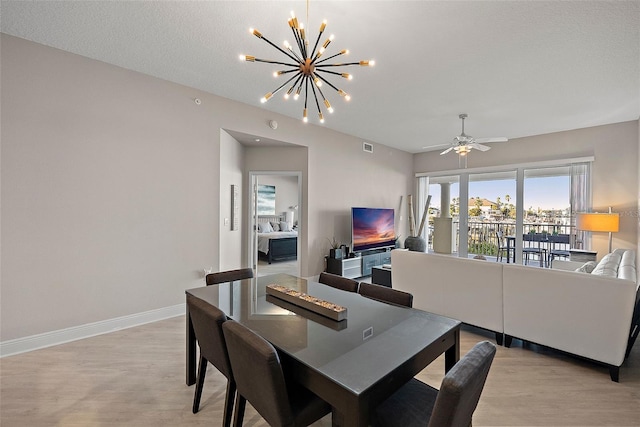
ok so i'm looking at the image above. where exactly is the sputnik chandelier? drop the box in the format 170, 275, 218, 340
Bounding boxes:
240, 3, 374, 123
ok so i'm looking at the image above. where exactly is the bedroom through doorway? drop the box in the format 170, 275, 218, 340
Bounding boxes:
249, 172, 301, 278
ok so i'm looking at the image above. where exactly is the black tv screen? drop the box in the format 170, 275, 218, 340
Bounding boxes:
351, 207, 395, 252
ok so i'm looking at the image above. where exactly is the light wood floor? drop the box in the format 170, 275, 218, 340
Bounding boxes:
1, 316, 639, 426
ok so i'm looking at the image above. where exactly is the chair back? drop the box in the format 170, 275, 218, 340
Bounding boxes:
549, 234, 570, 245
186, 294, 233, 379
318, 272, 359, 292
206, 268, 254, 286
222, 320, 295, 427
358, 282, 413, 308
428, 341, 496, 427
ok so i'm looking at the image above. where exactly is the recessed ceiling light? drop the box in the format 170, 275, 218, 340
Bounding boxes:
255, 138, 261, 142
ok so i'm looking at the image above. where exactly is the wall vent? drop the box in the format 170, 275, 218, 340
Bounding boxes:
363, 142, 374, 153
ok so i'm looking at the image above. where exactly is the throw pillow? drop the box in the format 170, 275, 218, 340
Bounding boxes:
258, 222, 273, 233
575, 261, 597, 273
280, 221, 291, 232
270, 221, 280, 232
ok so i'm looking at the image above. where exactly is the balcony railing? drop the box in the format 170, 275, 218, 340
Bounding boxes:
427, 220, 578, 257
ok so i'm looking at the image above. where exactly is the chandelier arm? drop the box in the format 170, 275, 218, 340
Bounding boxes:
315, 62, 362, 67
315, 69, 345, 77
258, 33, 301, 64
269, 73, 302, 98
309, 79, 323, 115
309, 28, 324, 60
314, 73, 341, 93
314, 50, 346, 65
276, 69, 300, 76
286, 46, 304, 63
304, 76, 310, 109
254, 58, 299, 67
313, 77, 328, 102
286, 74, 304, 97
290, 27, 305, 59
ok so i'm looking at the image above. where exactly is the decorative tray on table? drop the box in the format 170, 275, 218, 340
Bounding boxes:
265, 284, 347, 321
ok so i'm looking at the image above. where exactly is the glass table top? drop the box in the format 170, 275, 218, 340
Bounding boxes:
186, 273, 460, 395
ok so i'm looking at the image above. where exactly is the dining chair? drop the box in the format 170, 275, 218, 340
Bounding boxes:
206, 268, 254, 286
221, 320, 332, 427
371, 340, 496, 427
548, 234, 571, 267
318, 271, 359, 292
358, 282, 413, 308
186, 295, 236, 427
522, 233, 545, 267
495, 231, 513, 263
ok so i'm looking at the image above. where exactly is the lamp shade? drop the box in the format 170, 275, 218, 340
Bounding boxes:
576, 212, 619, 232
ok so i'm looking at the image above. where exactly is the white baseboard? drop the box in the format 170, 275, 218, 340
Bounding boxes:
0, 303, 186, 358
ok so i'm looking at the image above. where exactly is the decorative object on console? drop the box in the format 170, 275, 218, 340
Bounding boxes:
240, 2, 374, 123
576, 207, 619, 253
404, 195, 430, 252
327, 237, 343, 259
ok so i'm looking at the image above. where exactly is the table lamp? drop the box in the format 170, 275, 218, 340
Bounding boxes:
576, 208, 619, 253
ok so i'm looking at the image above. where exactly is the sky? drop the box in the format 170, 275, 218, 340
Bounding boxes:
429, 176, 570, 211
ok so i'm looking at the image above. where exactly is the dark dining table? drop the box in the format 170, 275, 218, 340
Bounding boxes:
185, 273, 461, 427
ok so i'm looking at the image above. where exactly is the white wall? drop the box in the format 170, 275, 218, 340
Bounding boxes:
414, 121, 639, 258
0, 35, 413, 342
219, 131, 245, 271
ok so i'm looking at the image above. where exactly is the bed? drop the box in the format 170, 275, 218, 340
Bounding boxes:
257, 215, 298, 264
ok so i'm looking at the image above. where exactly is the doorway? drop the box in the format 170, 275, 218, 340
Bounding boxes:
249, 171, 302, 277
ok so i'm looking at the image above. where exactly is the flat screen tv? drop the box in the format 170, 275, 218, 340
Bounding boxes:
351, 207, 395, 252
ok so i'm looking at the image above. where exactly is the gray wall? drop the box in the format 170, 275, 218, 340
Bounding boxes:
0, 35, 413, 341
414, 121, 639, 258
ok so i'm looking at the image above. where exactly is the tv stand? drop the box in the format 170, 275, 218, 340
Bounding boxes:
326, 248, 393, 279
361, 248, 392, 276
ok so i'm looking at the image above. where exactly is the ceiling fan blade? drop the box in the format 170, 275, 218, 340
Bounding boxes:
475, 137, 508, 143
440, 147, 455, 155
471, 143, 491, 152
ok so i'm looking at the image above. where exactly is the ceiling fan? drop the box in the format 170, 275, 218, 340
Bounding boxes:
440, 114, 508, 156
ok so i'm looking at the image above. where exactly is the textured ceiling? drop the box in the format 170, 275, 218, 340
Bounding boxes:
2, 1, 639, 153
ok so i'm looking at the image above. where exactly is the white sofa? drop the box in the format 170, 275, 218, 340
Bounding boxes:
391, 251, 505, 344
391, 249, 639, 381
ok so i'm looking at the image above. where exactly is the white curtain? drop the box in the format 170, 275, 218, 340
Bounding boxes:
570, 162, 591, 248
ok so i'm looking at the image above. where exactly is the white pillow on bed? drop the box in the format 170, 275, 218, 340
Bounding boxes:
280, 221, 291, 232
270, 221, 280, 231
258, 222, 273, 233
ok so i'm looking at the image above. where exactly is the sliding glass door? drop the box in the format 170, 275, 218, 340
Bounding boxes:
417, 159, 591, 264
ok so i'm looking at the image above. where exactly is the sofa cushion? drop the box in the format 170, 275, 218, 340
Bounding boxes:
591, 252, 623, 278
575, 261, 597, 273
618, 250, 637, 282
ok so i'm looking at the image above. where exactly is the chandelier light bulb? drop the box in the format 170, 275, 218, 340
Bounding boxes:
319, 112, 325, 123
303, 108, 308, 123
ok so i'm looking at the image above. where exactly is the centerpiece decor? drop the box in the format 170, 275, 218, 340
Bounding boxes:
266, 284, 347, 321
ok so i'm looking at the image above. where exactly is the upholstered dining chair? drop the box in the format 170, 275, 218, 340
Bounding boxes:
186, 295, 236, 427
221, 320, 332, 427
318, 271, 359, 292
358, 282, 413, 308
206, 268, 254, 286
371, 340, 496, 427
